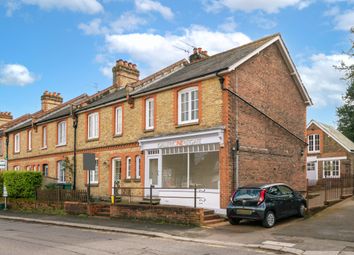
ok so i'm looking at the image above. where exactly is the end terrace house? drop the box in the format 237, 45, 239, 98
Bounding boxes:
2, 33, 312, 210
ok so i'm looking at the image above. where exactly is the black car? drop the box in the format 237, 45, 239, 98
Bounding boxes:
227, 183, 307, 228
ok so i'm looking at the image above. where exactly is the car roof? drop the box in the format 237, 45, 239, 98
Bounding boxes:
239, 183, 289, 189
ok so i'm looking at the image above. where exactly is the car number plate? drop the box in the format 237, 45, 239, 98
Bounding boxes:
236, 209, 252, 215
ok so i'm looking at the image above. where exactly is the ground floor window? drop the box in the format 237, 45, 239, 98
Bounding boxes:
43, 164, 48, 177
323, 160, 339, 178
57, 161, 65, 183
161, 144, 219, 189
88, 159, 99, 184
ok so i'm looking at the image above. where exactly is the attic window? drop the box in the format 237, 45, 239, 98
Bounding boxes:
308, 134, 320, 153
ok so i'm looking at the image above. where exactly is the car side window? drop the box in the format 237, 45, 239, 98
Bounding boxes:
278, 185, 293, 195
268, 186, 281, 196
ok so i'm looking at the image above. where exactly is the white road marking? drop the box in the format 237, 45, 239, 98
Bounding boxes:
262, 240, 296, 248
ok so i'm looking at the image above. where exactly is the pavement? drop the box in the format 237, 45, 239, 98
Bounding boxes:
0, 198, 354, 255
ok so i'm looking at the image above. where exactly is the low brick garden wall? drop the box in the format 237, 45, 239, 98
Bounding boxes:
110, 204, 204, 226
6, 198, 63, 213
64, 201, 88, 215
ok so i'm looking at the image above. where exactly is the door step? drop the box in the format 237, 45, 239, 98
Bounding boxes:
203, 209, 227, 226
139, 197, 161, 205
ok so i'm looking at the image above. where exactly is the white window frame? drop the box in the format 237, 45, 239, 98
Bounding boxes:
28, 130, 32, 151
145, 98, 154, 130
42, 126, 47, 148
0, 138, 2, 155
88, 159, 99, 184
308, 134, 320, 153
135, 156, 141, 179
115, 107, 123, 136
14, 133, 20, 153
126, 157, 131, 179
14, 165, 20, 171
178, 87, 199, 125
57, 121, 67, 146
57, 160, 66, 183
88, 112, 99, 140
323, 160, 340, 178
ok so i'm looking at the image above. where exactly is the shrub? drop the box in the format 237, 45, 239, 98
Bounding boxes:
3, 171, 42, 198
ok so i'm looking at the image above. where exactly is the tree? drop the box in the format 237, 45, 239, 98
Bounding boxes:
337, 30, 354, 142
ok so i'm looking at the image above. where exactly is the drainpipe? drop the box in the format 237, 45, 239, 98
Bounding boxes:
72, 106, 78, 190
5, 133, 9, 171
216, 72, 239, 192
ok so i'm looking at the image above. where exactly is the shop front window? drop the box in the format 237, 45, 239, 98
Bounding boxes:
161, 144, 219, 189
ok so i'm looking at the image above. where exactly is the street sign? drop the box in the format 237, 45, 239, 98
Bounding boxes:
0, 160, 7, 170
83, 153, 95, 170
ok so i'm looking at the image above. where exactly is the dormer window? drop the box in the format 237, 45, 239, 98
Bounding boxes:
308, 134, 320, 153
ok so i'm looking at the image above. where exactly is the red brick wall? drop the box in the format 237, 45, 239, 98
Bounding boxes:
225, 43, 307, 195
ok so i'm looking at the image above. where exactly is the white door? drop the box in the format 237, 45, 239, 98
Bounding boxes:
306, 161, 318, 185
112, 158, 121, 195
145, 156, 162, 197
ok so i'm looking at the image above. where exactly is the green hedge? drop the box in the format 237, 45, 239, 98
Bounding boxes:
3, 171, 42, 198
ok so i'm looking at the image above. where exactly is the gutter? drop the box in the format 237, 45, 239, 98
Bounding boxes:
5, 133, 9, 171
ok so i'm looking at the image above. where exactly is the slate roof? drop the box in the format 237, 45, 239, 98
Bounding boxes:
77, 87, 127, 112
6, 118, 32, 133
309, 120, 354, 152
132, 33, 279, 96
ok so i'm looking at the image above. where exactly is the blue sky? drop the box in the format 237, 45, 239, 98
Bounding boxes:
0, 0, 353, 126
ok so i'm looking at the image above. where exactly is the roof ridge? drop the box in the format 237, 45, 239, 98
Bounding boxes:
187, 33, 280, 66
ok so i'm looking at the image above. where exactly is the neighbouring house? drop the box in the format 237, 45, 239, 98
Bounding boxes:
2, 33, 312, 211
306, 120, 354, 185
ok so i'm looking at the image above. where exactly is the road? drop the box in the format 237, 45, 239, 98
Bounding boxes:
0, 220, 280, 255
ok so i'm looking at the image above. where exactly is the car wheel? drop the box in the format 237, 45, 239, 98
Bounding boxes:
298, 203, 306, 217
228, 218, 241, 225
262, 211, 276, 228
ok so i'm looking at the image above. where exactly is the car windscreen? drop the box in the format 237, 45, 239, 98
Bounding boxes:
233, 188, 261, 201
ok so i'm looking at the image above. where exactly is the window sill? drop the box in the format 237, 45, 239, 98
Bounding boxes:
113, 134, 123, 138
87, 138, 99, 142
41, 146, 48, 150
14, 152, 20, 155
133, 178, 141, 183
124, 179, 132, 183
144, 129, 154, 133
176, 121, 199, 128
56, 144, 67, 148
308, 151, 320, 154
27, 149, 32, 152
85, 183, 99, 187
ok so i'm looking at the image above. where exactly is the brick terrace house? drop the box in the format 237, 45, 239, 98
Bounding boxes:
306, 120, 354, 184
1, 33, 312, 211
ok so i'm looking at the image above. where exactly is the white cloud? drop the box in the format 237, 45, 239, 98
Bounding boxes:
79, 13, 146, 35
203, 0, 312, 13
104, 25, 251, 75
218, 17, 237, 32
0, 64, 36, 86
135, 0, 173, 20
250, 14, 277, 29
334, 10, 354, 31
7, 0, 103, 15
298, 53, 354, 108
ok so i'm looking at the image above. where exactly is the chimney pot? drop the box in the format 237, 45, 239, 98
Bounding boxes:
112, 59, 140, 88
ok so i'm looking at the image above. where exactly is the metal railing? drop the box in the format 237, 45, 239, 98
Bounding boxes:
36, 188, 88, 203
113, 184, 207, 208
306, 174, 353, 209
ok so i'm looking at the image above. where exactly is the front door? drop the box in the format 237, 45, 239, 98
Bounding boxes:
112, 158, 121, 195
145, 156, 162, 197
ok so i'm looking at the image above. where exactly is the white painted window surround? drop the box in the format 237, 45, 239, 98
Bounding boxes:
178, 87, 199, 125
115, 107, 123, 135
308, 134, 320, 153
88, 112, 99, 139
57, 121, 66, 146
14, 133, 20, 153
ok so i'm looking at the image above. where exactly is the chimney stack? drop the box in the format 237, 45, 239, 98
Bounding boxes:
41, 91, 63, 111
112, 59, 140, 88
0, 112, 13, 126
189, 47, 209, 63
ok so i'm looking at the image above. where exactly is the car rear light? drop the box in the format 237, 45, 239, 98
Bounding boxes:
257, 189, 266, 205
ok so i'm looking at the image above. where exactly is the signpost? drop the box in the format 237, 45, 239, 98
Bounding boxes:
83, 153, 95, 203
3, 185, 8, 210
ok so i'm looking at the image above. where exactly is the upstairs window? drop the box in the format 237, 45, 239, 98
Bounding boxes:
28, 130, 32, 151
178, 87, 199, 125
0, 138, 3, 156
14, 133, 20, 153
145, 98, 154, 130
308, 134, 319, 153
88, 112, 99, 139
57, 121, 66, 146
42, 126, 47, 148
115, 107, 123, 136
